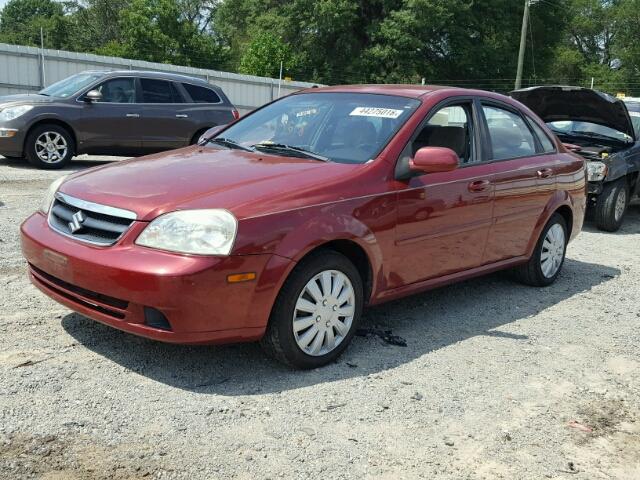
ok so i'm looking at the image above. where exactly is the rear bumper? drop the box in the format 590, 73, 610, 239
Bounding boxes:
21, 212, 294, 345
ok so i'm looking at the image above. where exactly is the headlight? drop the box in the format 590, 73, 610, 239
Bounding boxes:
40, 176, 68, 214
136, 209, 238, 255
0, 105, 33, 122
587, 161, 608, 182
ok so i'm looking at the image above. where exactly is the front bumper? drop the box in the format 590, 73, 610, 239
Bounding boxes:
21, 213, 294, 344
0, 125, 24, 157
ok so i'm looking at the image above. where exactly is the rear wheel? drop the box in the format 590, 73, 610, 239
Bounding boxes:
260, 250, 363, 369
595, 179, 628, 232
25, 124, 74, 169
514, 213, 568, 287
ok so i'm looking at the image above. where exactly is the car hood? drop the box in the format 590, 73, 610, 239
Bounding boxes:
510, 86, 636, 140
59, 146, 362, 221
0, 94, 53, 107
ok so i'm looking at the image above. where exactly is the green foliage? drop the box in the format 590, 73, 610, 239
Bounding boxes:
0, 0, 70, 48
1, 0, 640, 94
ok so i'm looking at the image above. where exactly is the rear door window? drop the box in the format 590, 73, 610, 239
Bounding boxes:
140, 79, 183, 103
482, 105, 537, 160
182, 83, 221, 103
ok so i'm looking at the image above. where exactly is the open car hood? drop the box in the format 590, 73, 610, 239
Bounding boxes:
510, 86, 636, 140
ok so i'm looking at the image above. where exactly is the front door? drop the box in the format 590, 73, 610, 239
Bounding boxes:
77, 76, 142, 154
392, 101, 494, 286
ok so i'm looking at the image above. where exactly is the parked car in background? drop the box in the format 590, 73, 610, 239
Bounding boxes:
0, 70, 238, 169
21, 85, 585, 368
511, 86, 640, 231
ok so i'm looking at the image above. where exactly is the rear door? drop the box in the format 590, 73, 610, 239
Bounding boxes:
77, 76, 142, 154
392, 99, 494, 286
138, 77, 197, 151
479, 102, 559, 263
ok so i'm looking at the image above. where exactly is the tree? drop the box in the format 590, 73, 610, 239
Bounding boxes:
0, 0, 70, 48
239, 31, 293, 77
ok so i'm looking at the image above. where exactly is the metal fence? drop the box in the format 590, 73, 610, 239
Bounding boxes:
0, 43, 319, 113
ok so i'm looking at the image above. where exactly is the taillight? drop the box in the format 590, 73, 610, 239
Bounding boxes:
232, 109, 240, 120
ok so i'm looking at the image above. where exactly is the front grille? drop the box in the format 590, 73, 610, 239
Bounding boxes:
48, 192, 136, 246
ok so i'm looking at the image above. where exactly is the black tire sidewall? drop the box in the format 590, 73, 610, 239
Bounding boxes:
531, 214, 568, 286
596, 180, 627, 231
270, 251, 364, 369
26, 125, 74, 169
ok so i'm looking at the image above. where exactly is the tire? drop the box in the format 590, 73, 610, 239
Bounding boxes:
514, 213, 568, 287
260, 250, 364, 369
595, 179, 628, 232
25, 124, 74, 169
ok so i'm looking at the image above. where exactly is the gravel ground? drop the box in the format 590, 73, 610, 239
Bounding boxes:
1, 155, 639, 480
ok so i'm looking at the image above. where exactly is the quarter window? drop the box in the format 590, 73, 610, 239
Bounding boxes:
140, 79, 183, 103
94, 78, 135, 103
527, 116, 556, 153
483, 105, 536, 160
182, 83, 221, 103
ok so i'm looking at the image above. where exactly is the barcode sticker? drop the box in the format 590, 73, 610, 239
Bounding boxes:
350, 107, 404, 119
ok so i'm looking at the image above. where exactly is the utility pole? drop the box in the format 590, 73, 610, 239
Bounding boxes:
515, 0, 530, 90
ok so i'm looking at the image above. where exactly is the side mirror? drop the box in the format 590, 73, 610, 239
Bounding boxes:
198, 125, 226, 145
84, 90, 102, 103
410, 147, 459, 174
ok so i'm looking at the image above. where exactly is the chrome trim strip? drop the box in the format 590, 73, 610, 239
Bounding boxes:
54, 192, 137, 220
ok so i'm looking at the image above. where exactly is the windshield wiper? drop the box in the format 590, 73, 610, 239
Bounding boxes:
207, 137, 255, 152
251, 143, 330, 162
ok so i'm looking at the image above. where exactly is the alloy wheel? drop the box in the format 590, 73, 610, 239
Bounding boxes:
540, 223, 565, 278
292, 270, 355, 356
35, 131, 68, 164
614, 188, 627, 222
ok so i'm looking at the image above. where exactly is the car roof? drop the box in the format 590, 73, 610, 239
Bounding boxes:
80, 70, 215, 88
297, 84, 512, 101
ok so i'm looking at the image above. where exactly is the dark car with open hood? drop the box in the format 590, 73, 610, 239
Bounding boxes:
511, 86, 640, 232
0, 70, 238, 169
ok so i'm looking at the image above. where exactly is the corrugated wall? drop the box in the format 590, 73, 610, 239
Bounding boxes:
0, 43, 319, 113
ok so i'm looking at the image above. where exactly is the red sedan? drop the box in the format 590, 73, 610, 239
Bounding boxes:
21, 85, 586, 368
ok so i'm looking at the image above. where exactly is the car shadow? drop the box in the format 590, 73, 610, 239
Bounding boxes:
61, 257, 620, 395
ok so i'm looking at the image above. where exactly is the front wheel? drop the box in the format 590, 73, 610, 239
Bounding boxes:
25, 124, 74, 169
260, 250, 363, 369
595, 179, 628, 232
514, 213, 568, 287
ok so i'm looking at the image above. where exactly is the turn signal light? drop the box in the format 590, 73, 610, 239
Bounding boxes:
227, 272, 256, 283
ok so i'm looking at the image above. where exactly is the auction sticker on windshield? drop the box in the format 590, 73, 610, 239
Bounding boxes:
350, 107, 404, 119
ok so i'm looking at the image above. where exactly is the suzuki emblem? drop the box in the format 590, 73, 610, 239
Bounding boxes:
68, 210, 86, 233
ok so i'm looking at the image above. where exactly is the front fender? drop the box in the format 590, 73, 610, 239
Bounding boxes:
274, 211, 385, 301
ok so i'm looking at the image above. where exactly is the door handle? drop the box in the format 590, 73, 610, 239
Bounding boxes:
175, 114, 189, 118
125, 113, 140, 118
468, 179, 491, 192
537, 168, 553, 178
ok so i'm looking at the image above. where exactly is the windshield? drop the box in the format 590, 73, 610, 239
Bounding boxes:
625, 102, 640, 138
39, 72, 105, 98
548, 120, 632, 143
214, 92, 421, 164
